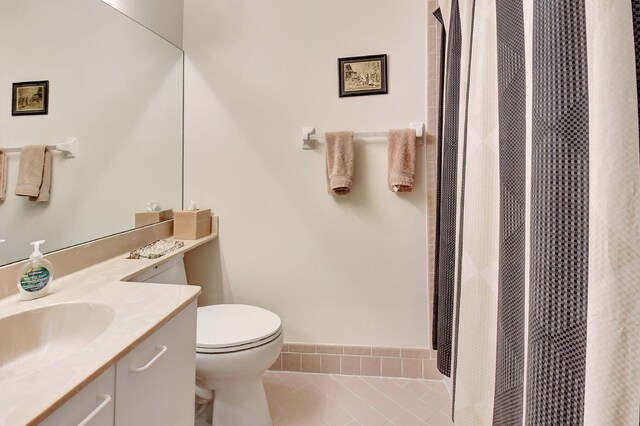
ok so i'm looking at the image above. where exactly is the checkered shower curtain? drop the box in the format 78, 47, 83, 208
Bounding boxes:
432, 1, 640, 424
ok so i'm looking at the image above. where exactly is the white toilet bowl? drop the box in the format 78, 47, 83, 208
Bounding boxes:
129, 255, 283, 426
196, 304, 283, 426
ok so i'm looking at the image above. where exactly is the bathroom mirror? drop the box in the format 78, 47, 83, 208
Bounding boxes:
0, 0, 183, 265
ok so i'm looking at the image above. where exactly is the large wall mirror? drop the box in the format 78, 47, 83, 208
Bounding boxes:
0, 0, 183, 265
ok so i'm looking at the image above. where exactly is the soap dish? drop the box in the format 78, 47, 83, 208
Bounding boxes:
128, 239, 185, 259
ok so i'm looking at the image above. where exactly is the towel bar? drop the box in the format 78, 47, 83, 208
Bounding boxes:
301, 123, 424, 150
3, 137, 78, 158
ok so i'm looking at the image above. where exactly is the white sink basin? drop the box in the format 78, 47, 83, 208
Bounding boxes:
0, 302, 115, 381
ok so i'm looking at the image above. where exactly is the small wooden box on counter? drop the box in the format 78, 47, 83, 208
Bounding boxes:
174, 209, 212, 240
135, 209, 174, 228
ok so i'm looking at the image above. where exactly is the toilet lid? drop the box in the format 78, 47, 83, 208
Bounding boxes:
196, 304, 282, 350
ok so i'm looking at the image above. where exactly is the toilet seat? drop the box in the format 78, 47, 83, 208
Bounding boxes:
196, 304, 282, 354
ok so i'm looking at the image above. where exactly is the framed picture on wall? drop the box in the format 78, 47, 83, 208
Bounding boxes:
338, 54, 387, 97
12, 80, 49, 116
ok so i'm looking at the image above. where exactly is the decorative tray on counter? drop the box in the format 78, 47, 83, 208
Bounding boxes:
128, 239, 185, 259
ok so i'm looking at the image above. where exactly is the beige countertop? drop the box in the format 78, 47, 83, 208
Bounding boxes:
0, 234, 215, 425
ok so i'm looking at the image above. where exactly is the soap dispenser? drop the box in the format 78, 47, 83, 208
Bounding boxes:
17, 240, 54, 301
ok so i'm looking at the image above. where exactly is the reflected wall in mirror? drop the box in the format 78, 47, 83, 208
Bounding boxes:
0, 0, 183, 265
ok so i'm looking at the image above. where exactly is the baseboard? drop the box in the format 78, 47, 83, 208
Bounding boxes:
269, 342, 442, 380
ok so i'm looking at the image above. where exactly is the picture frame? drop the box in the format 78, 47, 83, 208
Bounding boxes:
12, 80, 49, 116
338, 54, 387, 97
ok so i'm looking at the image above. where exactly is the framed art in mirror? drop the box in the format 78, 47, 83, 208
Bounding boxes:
12, 80, 49, 116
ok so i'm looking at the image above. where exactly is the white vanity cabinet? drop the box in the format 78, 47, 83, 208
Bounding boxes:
41, 301, 196, 426
40, 367, 115, 426
114, 300, 197, 425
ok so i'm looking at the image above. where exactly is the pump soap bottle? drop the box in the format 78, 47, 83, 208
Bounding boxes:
18, 240, 54, 301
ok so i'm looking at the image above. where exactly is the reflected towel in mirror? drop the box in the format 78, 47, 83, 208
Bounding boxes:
0, 149, 6, 201
15, 145, 52, 202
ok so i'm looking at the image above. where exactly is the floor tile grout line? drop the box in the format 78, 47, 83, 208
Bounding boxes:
293, 382, 356, 426
354, 376, 434, 425
342, 375, 425, 425
357, 375, 424, 415
305, 380, 358, 425
361, 376, 420, 409
322, 375, 397, 424
343, 377, 397, 423
310, 378, 377, 418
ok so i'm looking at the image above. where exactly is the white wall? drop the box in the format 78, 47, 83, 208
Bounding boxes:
183, 0, 428, 347
103, 0, 184, 47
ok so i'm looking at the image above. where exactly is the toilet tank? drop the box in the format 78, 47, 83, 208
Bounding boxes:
128, 254, 188, 285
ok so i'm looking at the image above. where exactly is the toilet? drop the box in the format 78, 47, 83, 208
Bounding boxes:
131, 254, 283, 426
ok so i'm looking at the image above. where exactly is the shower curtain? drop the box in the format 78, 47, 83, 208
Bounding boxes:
432, 1, 640, 425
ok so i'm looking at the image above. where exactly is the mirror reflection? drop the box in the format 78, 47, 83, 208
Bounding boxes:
0, 0, 183, 265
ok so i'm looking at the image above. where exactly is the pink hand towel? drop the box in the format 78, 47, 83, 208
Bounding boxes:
15, 145, 51, 201
326, 131, 354, 196
0, 149, 7, 201
388, 129, 416, 192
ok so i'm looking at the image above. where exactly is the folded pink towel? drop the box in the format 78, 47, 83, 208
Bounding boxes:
15, 145, 51, 201
0, 149, 7, 201
388, 129, 416, 192
326, 131, 354, 196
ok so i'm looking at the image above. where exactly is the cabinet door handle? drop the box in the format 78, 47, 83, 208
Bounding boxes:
77, 393, 112, 426
130, 345, 168, 373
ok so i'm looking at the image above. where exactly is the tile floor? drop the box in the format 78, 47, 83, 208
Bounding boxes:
197, 371, 453, 425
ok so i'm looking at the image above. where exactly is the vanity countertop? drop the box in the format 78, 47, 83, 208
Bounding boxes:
0, 234, 216, 426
